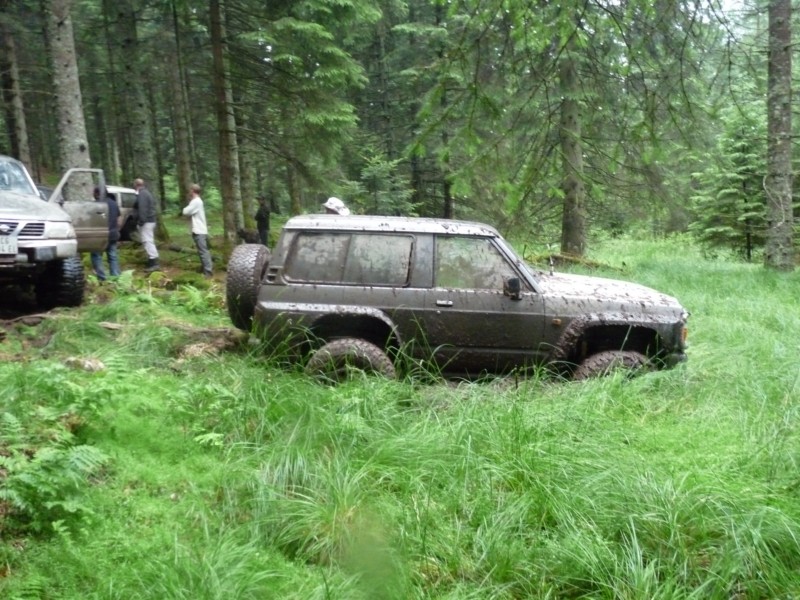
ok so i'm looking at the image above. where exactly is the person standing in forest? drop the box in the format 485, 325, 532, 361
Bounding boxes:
133, 178, 160, 272
89, 186, 121, 281
182, 183, 213, 277
255, 194, 270, 246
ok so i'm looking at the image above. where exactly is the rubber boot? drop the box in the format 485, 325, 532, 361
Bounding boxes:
145, 258, 161, 273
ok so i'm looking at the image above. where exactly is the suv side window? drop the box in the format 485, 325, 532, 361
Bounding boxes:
286, 232, 414, 286
435, 236, 517, 289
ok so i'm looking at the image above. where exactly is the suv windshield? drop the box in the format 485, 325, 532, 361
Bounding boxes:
0, 158, 37, 197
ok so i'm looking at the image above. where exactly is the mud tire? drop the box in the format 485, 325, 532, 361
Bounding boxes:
573, 350, 650, 380
305, 338, 396, 383
35, 256, 85, 309
226, 243, 270, 331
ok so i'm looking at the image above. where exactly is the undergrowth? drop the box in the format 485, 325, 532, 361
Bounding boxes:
2, 236, 800, 599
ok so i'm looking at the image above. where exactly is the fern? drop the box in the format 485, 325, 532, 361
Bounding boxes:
0, 409, 108, 535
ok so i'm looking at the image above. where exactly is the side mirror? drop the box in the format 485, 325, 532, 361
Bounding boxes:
504, 277, 522, 301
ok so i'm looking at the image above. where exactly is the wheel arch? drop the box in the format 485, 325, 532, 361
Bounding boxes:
550, 317, 667, 370
305, 308, 401, 355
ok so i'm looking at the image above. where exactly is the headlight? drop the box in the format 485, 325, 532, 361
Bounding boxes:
46, 222, 76, 239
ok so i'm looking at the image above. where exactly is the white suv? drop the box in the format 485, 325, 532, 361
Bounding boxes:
0, 156, 110, 308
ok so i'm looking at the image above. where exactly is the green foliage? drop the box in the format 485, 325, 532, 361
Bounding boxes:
0, 395, 108, 536
337, 144, 418, 216
689, 97, 768, 259
5, 221, 800, 597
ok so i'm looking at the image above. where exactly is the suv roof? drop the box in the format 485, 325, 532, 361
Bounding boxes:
283, 214, 502, 237
107, 185, 136, 195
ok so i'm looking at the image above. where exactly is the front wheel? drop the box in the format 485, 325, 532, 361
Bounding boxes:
35, 257, 85, 309
305, 338, 396, 383
226, 243, 270, 331
573, 350, 650, 380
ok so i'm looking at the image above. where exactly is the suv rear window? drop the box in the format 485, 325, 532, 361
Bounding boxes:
286, 232, 414, 286
118, 192, 138, 209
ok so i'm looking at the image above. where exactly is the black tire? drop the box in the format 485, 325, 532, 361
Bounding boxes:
573, 350, 650, 381
305, 338, 396, 383
226, 243, 270, 330
35, 256, 85, 310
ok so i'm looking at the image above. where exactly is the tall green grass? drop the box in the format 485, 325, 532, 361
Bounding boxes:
2, 236, 800, 599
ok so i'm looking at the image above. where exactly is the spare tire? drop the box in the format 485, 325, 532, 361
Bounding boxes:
305, 337, 396, 383
35, 256, 85, 309
226, 243, 270, 330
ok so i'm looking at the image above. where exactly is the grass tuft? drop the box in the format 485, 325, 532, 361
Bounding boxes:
3, 235, 800, 598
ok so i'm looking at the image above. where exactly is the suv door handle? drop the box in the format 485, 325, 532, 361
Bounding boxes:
436, 300, 454, 307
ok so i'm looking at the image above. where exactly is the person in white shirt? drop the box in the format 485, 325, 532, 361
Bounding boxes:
182, 183, 213, 277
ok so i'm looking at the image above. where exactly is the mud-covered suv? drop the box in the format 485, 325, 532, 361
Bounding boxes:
0, 156, 110, 308
226, 215, 688, 380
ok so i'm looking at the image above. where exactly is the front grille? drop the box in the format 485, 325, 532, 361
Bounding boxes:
0, 220, 46, 238
20, 222, 45, 237
0, 220, 19, 233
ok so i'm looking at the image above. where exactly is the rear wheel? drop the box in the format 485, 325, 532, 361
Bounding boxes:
573, 350, 650, 380
35, 257, 85, 309
226, 244, 270, 330
305, 338, 396, 383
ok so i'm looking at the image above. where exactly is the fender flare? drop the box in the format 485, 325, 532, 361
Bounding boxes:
305, 304, 404, 347
548, 314, 653, 363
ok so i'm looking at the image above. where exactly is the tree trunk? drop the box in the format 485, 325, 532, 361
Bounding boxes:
146, 78, 167, 213
45, 0, 91, 172
117, 0, 157, 185
559, 46, 586, 257
101, 0, 125, 181
765, 0, 794, 271
376, 18, 394, 160
238, 130, 257, 228
435, 4, 454, 219
170, 0, 193, 202
210, 0, 242, 246
0, 18, 32, 170
234, 83, 256, 227
287, 160, 301, 215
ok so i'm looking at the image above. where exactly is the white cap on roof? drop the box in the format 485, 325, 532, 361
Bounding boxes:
322, 196, 350, 215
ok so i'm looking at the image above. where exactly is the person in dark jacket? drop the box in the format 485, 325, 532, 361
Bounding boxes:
255, 195, 270, 246
90, 186, 121, 281
133, 178, 160, 272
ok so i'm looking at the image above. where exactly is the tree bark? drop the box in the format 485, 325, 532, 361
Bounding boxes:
0, 17, 32, 170
115, 0, 157, 186
101, 0, 125, 180
435, 3, 454, 219
45, 0, 91, 172
210, 0, 242, 246
764, 0, 794, 271
170, 0, 193, 202
287, 160, 301, 216
559, 42, 586, 257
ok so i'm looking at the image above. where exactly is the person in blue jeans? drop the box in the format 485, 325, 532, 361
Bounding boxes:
90, 186, 121, 281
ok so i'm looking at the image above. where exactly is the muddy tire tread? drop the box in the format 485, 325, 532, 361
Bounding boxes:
305, 337, 396, 382
573, 350, 649, 380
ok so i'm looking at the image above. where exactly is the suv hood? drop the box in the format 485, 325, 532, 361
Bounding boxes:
0, 191, 71, 221
535, 271, 684, 313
